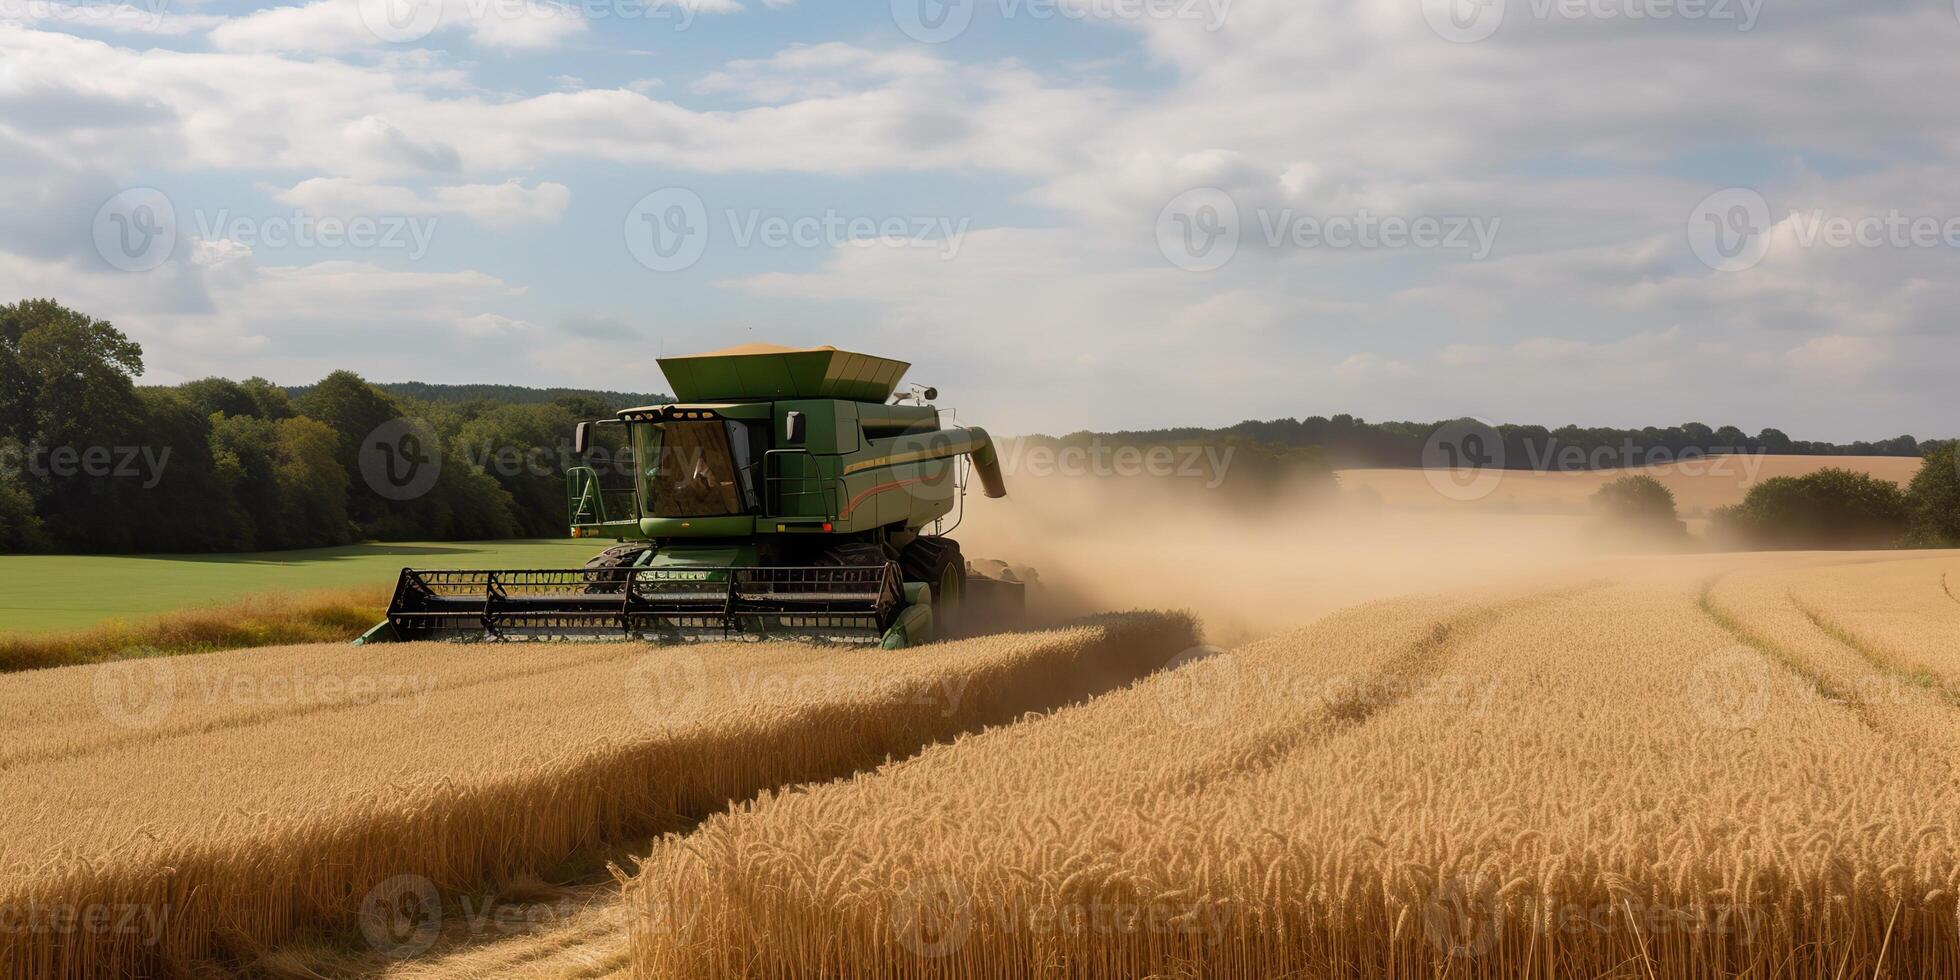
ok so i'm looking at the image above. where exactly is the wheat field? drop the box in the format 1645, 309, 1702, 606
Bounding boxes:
0, 613, 1197, 979
627, 552, 1960, 979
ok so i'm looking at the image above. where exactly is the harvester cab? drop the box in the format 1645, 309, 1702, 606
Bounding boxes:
357, 344, 1030, 648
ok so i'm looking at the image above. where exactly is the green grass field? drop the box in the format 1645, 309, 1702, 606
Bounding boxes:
0, 540, 602, 636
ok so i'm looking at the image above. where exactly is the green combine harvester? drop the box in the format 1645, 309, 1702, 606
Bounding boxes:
358, 344, 1029, 649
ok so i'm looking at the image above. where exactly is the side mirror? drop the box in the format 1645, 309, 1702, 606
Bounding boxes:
573, 421, 592, 457
784, 411, 807, 445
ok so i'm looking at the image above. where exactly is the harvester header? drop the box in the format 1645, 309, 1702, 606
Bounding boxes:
360, 342, 1028, 649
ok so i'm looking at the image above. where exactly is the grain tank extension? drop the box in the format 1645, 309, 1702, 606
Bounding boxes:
357, 344, 1031, 649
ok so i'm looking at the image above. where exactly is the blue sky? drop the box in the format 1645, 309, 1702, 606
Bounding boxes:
5, 0, 1960, 439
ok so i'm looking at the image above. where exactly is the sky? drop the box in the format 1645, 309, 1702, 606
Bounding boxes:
4, 0, 1959, 440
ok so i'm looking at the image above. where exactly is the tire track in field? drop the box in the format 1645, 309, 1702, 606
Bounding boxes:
1148, 584, 1606, 795
1944, 572, 1958, 606
1695, 575, 1878, 731
1787, 591, 1960, 709
0, 646, 641, 773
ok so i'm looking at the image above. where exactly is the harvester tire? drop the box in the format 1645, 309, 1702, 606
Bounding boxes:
901, 537, 966, 639
582, 543, 651, 594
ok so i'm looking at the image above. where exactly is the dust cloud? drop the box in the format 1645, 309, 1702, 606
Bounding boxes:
954, 470, 1604, 649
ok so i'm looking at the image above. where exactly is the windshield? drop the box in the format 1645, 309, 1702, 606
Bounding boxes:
632, 420, 757, 518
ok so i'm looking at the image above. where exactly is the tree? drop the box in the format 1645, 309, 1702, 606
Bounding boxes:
119, 388, 231, 553
0, 439, 44, 551
0, 301, 152, 551
208, 412, 282, 550
296, 370, 414, 529
1588, 474, 1686, 546
0, 299, 145, 448
272, 417, 352, 548
453, 403, 578, 536
1905, 442, 1960, 547
179, 378, 263, 420
241, 378, 295, 420
1712, 468, 1910, 550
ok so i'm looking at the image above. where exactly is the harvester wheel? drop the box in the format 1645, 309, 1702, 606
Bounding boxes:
900, 537, 965, 639
582, 543, 651, 594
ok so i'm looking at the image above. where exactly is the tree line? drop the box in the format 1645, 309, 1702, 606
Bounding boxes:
1098, 415, 1931, 469
0, 299, 654, 553
2, 298, 1952, 554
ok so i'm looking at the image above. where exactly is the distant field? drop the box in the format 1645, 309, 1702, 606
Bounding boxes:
1339, 454, 1922, 515
0, 540, 600, 636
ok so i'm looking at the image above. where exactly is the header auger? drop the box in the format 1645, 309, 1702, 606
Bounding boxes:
358, 344, 1031, 649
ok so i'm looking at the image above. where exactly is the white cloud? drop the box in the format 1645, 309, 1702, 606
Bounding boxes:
210, 0, 587, 54
689, 43, 947, 102
9, 3, 1960, 437
1333, 353, 1410, 379
1786, 334, 1886, 380
0, 30, 1109, 179
0, 2, 224, 36
0, 243, 539, 384
456, 312, 532, 336
275, 177, 572, 227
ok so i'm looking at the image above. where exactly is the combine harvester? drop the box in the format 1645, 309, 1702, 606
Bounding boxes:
359, 344, 1031, 649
